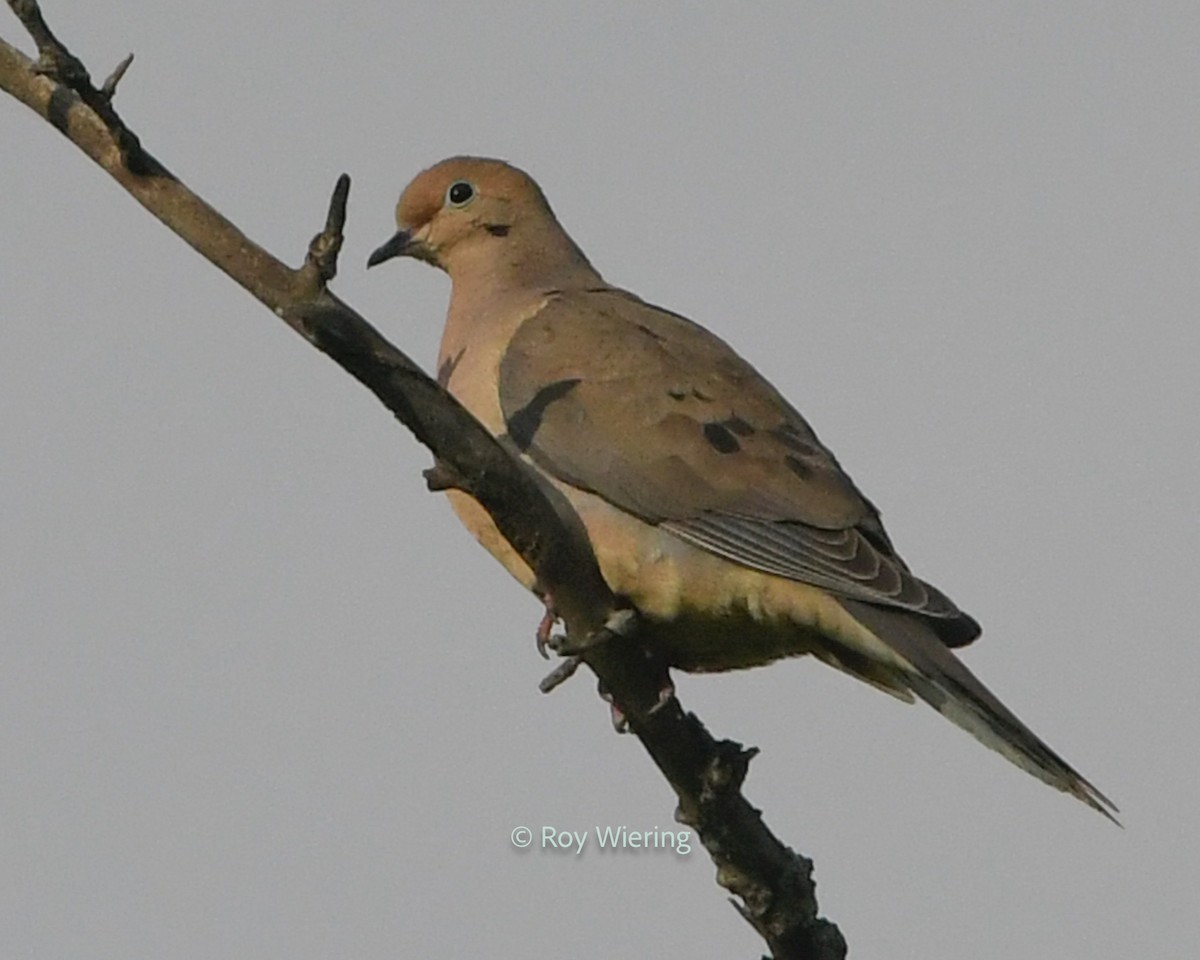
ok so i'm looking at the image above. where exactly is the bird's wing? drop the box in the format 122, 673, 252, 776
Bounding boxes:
499, 287, 978, 644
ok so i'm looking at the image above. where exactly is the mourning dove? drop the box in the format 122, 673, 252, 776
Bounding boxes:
368, 156, 1115, 821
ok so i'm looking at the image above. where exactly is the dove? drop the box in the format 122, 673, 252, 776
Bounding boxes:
368, 156, 1115, 821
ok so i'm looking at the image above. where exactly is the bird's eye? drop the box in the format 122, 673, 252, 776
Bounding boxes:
446, 181, 475, 207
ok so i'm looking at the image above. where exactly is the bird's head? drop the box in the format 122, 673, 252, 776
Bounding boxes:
367, 157, 545, 272
367, 156, 597, 286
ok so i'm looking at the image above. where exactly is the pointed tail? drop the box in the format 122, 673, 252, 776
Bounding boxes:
841, 599, 1119, 824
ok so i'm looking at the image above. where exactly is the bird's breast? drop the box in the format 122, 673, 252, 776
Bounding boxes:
442, 472, 879, 673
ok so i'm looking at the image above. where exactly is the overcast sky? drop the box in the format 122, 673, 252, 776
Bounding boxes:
3, 2, 1198, 957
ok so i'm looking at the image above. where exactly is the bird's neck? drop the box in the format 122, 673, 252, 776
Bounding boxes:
438, 222, 605, 408
446, 222, 604, 300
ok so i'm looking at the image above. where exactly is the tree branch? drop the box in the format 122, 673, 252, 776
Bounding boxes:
0, 6, 845, 957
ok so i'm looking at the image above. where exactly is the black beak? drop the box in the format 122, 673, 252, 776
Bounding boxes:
367, 229, 414, 268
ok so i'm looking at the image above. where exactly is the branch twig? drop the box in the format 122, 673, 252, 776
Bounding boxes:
0, 6, 845, 957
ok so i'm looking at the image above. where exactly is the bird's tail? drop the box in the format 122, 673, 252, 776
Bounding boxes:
840, 600, 1119, 824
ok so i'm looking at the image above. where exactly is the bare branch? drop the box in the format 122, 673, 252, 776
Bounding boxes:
301, 172, 351, 288
0, 5, 845, 957
98, 51, 132, 100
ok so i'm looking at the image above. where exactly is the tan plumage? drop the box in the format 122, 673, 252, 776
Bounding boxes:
368, 156, 1116, 821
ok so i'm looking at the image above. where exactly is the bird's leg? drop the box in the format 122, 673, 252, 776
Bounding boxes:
653, 674, 676, 712
539, 599, 639, 658
597, 676, 676, 732
598, 680, 630, 733
598, 649, 676, 733
535, 591, 585, 693
537, 606, 655, 707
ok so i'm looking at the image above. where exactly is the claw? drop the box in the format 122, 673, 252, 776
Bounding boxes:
535, 594, 560, 660
648, 674, 677, 715
598, 680, 630, 733
597, 664, 674, 731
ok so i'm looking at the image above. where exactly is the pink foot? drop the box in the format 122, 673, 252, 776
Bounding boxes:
536, 594, 560, 660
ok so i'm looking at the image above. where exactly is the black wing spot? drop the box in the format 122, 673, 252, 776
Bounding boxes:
667, 388, 688, 401
484, 223, 511, 237
784, 454, 814, 479
437, 348, 465, 387
507, 378, 582, 450
636, 323, 666, 342
703, 422, 742, 454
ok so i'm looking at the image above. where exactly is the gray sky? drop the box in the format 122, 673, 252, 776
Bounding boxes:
2, 2, 1197, 957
